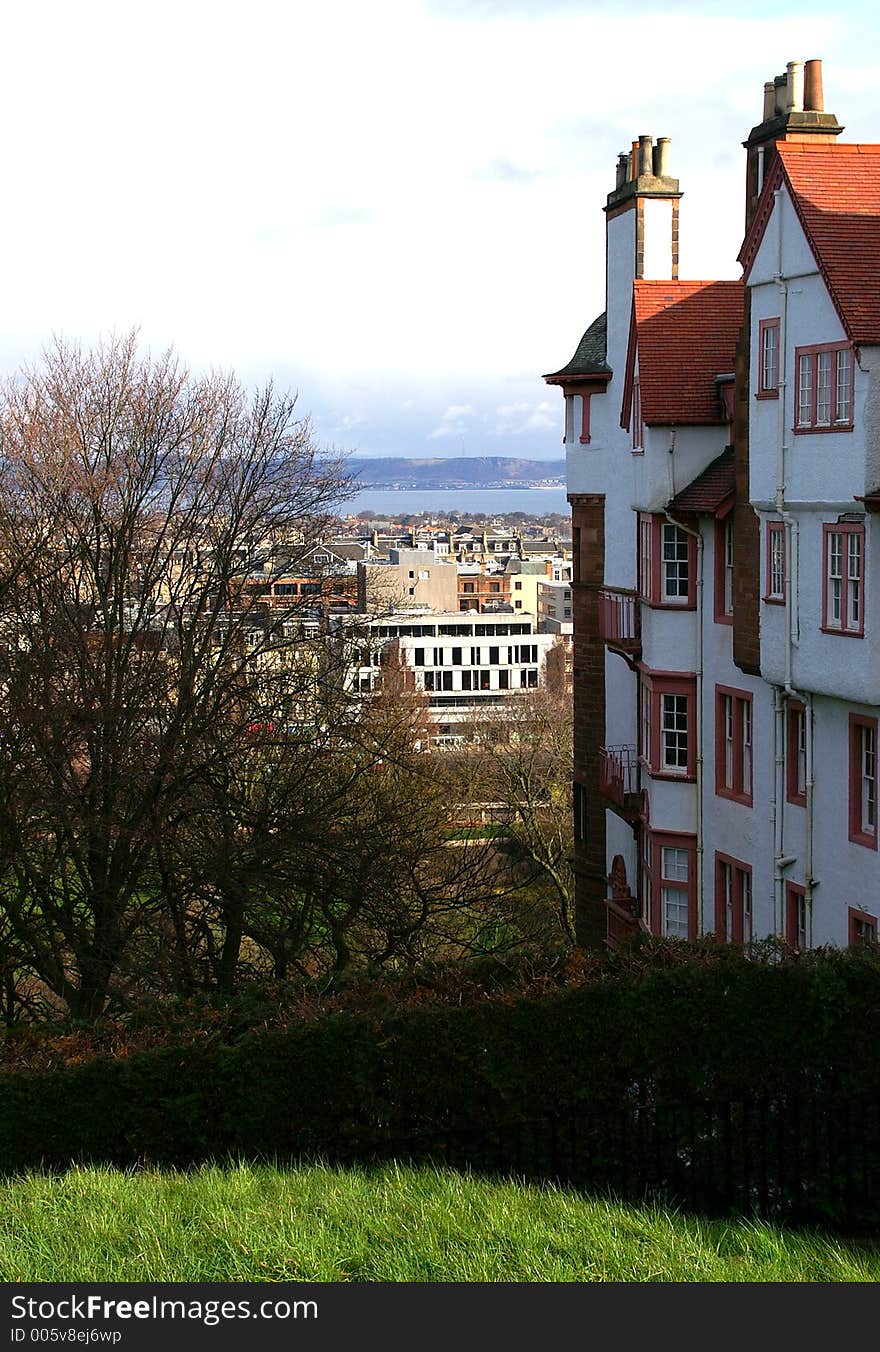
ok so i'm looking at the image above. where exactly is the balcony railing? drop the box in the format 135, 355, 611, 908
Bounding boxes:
599, 744, 639, 810
598, 587, 640, 653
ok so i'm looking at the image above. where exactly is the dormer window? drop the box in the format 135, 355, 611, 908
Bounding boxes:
795, 343, 853, 430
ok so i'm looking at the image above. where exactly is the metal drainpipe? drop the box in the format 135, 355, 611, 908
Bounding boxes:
771, 686, 782, 936
772, 188, 816, 938
665, 428, 704, 935
804, 692, 815, 941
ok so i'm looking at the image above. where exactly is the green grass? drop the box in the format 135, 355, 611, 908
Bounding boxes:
0, 1162, 877, 1282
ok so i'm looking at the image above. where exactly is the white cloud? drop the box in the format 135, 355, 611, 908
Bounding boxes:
495, 399, 557, 435
0, 0, 868, 459
427, 404, 478, 439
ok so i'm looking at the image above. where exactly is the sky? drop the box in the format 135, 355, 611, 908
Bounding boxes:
2, 1, 880, 460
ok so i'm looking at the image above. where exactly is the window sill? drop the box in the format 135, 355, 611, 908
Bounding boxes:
849, 829, 878, 852
793, 422, 853, 435
714, 613, 734, 626
786, 792, 806, 809
820, 624, 864, 638
763, 595, 785, 606
641, 599, 697, 611
640, 762, 696, 783
755, 389, 779, 400
716, 786, 754, 808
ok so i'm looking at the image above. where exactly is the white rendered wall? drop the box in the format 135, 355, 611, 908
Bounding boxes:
698, 519, 776, 939
633, 424, 730, 515
642, 199, 674, 279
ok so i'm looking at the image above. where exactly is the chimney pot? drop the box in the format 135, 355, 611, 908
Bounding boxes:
804, 58, 824, 112
615, 152, 628, 189
787, 60, 805, 112
638, 134, 653, 176
763, 81, 776, 120
630, 140, 639, 180
654, 136, 671, 177
774, 73, 788, 115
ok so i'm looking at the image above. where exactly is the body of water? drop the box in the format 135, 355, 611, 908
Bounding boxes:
335, 487, 570, 519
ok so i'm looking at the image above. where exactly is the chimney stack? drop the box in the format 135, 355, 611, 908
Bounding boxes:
804, 58, 824, 111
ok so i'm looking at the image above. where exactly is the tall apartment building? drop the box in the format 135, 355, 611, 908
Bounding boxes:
547, 59, 880, 951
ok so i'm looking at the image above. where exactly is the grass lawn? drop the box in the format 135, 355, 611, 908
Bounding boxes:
0, 1162, 877, 1282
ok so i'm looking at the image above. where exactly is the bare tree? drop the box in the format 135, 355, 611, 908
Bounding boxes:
464, 679, 576, 947
0, 332, 349, 1016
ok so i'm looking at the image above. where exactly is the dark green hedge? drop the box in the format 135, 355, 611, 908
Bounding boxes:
2, 947, 879, 1177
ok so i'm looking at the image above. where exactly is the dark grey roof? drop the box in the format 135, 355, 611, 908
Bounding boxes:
326, 541, 367, 561
544, 312, 610, 382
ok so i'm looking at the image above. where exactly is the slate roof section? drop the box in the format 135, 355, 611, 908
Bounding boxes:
629, 280, 744, 425
669, 447, 735, 516
543, 312, 610, 382
775, 142, 880, 345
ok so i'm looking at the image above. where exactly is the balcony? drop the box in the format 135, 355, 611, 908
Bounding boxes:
598, 586, 641, 659
599, 744, 641, 820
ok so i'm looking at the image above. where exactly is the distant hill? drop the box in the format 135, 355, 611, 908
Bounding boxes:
349, 457, 566, 488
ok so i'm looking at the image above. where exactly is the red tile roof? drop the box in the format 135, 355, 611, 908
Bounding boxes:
669, 447, 735, 516
626, 280, 744, 425
775, 143, 880, 345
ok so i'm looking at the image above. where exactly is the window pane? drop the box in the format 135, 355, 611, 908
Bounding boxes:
741, 870, 753, 944
816, 351, 832, 425
770, 527, 785, 597
662, 886, 689, 938
848, 533, 862, 629
762, 324, 778, 390
863, 726, 876, 833
797, 354, 813, 425
835, 348, 852, 423
661, 846, 689, 882
662, 525, 689, 600
661, 694, 689, 769
742, 699, 752, 796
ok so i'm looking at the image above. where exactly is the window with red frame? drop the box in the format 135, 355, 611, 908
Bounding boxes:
714, 516, 734, 622
786, 700, 806, 807
823, 522, 864, 635
795, 343, 853, 430
848, 907, 878, 946
715, 686, 753, 806
849, 713, 878, 850
639, 670, 697, 779
758, 318, 780, 397
765, 521, 786, 604
715, 854, 753, 943
632, 380, 643, 452
785, 882, 807, 951
643, 832, 696, 938
637, 515, 696, 608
